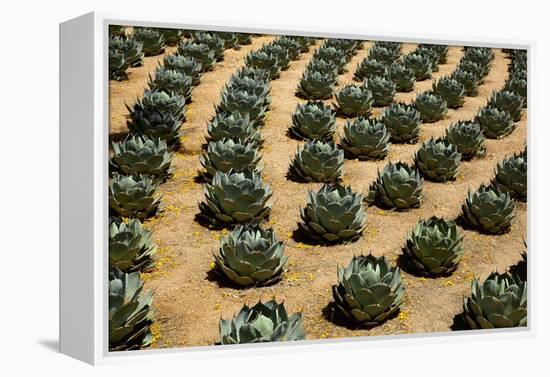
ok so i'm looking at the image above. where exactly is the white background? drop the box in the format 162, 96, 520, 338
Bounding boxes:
1, 0, 548, 375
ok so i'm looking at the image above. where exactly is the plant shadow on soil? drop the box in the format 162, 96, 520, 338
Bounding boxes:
396, 254, 457, 278
321, 301, 400, 331
449, 312, 470, 331
205, 267, 282, 290
290, 226, 362, 247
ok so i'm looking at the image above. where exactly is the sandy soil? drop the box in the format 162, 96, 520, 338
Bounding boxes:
108, 37, 527, 349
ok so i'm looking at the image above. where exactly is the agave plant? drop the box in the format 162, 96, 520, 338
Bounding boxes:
340, 117, 390, 160
414, 92, 448, 123
233, 66, 270, 83
505, 76, 527, 104
307, 59, 339, 77
354, 59, 386, 81
462, 185, 515, 234
488, 90, 524, 122
403, 217, 464, 276
261, 44, 291, 70
314, 46, 348, 72
245, 50, 281, 79
446, 121, 486, 160
462, 272, 527, 329
177, 41, 217, 71
200, 138, 262, 180
463, 47, 493, 75
109, 268, 154, 351
382, 103, 422, 143
415, 138, 462, 182
199, 171, 272, 225
133, 27, 165, 56
368, 45, 401, 65
109, 49, 130, 81
476, 106, 516, 139
403, 53, 433, 80
332, 254, 404, 326
289, 101, 337, 141
163, 55, 202, 85
457, 60, 485, 81
109, 217, 156, 272
192, 31, 226, 61
452, 69, 480, 97
148, 68, 194, 103
109, 174, 161, 220
127, 108, 183, 149
206, 112, 261, 146
218, 89, 269, 126
364, 76, 396, 106
226, 75, 270, 107
274, 37, 302, 59
214, 225, 288, 287
388, 62, 416, 92
109, 25, 126, 38
153, 27, 182, 46
493, 150, 527, 201
127, 89, 186, 121
297, 70, 337, 100
110, 35, 144, 67
299, 184, 366, 243
419, 43, 448, 64
289, 141, 344, 183
433, 77, 466, 109
334, 84, 374, 117
220, 300, 305, 344
235, 33, 253, 46
416, 46, 440, 72
212, 32, 239, 50
367, 162, 424, 210
374, 41, 402, 54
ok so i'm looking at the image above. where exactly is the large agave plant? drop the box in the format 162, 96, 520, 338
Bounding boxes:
226, 74, 270, 105
340, 117, 390, 160
488, 90, 524, 122
206, 111, 261, 146
364, 76, 396, 107
199, 171, 272, 225
415, 46, 440, 72
446, 121, 486, 160
354, 59, 386, 81
462, 272, 527, 329
388, 62, 416, 92
200, 138, 262, 180
111, 135, 174, 181
290, 101, 337, 141
334, 84, 374, 117
314, 46, 348, 72
127, 108, 183, 149
109, 174, 161, 220
332, 254, 404, 326
505, 76, 527, 105
433, 77, 466, 109
220, 300, 305, 344
493, 150, 527, 201
148, 68, 194, 103
476, 106, 516, 139
245, 50, 281, 79
192, 32, 225, 61
163, 55, 202, 86
274, 37, 302, 59
110, 35, 144, 68
403, 217, 464, 276
127, 89, 186, 121
109, 217, 156, 272
463, 47, 494, 75
415, 138, 462, 182
452, 69, 479, 97
368, 45, 401, 65
109, 49, 130, 81
382, 103, 422, 143
403, 53, 433, 80
218, 89, 269, 126
462, 185, 515, 234
297, 70, 337, 100
414, 92, 448, 123
233, 66, 270, 83
177, 41, 217, 71
289, 140, 344, 183
418, 43, 448, 64
299, 184, 366, 243
214, 225, 288, 287
261, 43, 291, 70
367, 162, 424, 210
457, 60, 485, 81
133, 27, 165, 56
307, 58, 339, 77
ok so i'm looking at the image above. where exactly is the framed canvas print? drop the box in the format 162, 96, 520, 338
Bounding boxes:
59, 11, 532, 365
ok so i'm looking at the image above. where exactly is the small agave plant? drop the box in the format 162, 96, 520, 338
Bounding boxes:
133, 27, 165, 56
109, 49, 130, 81
109, 217, 156, 272
206, 111, 261, 147
199, 171, 272, 226
414, 92, 448, 123
109, 174, 161, 220
388, 62, 416, 92
488, 90, 524, 122
367, 162, 424, 210
462, 185, 515, 235
154, 28, 183, 46
354, 59, 386, 81
218, 89, 269, 127
261, 43, 291, 70
505, 76, 527, 104
463, 47, 494, 75
415, 137, 462, 182
290, 101, 337, 141
297, 70, 337, 100
368, 44, 401, 65
492, 150, 527, 201
332, 254, 404, 326
192, 32, 225, 61
446, 121, 486, 160
226, 75, 270, 107
334, 84, 374, 117
462, 271, 527, 329
340, 117, 391, 160
245, 50, 281, 79
177, 41, 217, 71
403, 53, 433, 80
163, 55, 202, 86
457, 60, 485, 82
364, 76, 396, 107
433, 77, 466, 109
148, 68, 194, 103
289, 140, 344, 183
307, 59, 339, 77
476, 106, 516, 139
127, 108, 183, 150
214, 225, 288, 287
127, 89, 186, 121
220, 300, 305, 344
403, 217, 464, 276
200, 138, 262, 180
299, 184, 366, 243
382, 103, 422, 143
452, 69, 480, 97
110, 35, 144, 68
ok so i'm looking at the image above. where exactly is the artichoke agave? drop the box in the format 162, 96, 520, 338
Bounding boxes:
493, 150, 527, 201
414, 92, 448, 123
109, 49, 130, 81
199, 171, 272, 225
457, 60, 485, 81
416, 46, 440, 72
261, 43, 291, 70
307, 58, 339, 77
340, 117, 390, 160
476, 106, 516, 139
462, 272, 527, 329
127, 108, 183, 149
163, 55, 202, 85
297, 70, 337, 100
245, 50, 281, 79
462, 185, 515, 234
110, 35, 144, 68
446, 121, 486, 160
415, 137, 462, 182
452, 69, 480, 97
207, 111, 261, 147
274, 37, 302, 59
368, 45, 401, 65
290, 101, 337, 141
109, 217, 156, 272
382, 103, 421, 143
432, 77, 466, 109
388, 62, 416, 92
299, 184, 366, 243
214, 225, 288, 287
403, 217, 464, 276
225, 75, 270, 108
176, 41, 217, 71
132, 27, 165, 56
218, 89, 269, 127
289, 140, 344, 183
153, 27, 182, 46
418, 43, 448, 64
367, 162, 424, 210
200, 138, 262, 180
354, 59, 386, 81
109, 25, 126, 38
220, 300, 305, 344
463, 47, 493, 75
127, 89, 186, 121
314, 46, 348, 72
403, 53, 433, 80
364, 76, 396, 107
334, 84, 374, 117
109, 174, 161, 220
192, 32, 225, 61
488, 90, 524, 122
332, 254, 404, 326
505, 76, 527, 105
148, 68, 194, 103
233, 66, 270, 83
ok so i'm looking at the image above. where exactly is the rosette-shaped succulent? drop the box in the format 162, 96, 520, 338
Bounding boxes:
332, 254, 404, 326
199, 171, 272, 225
109, 25, 126, 38
207, 111, 261, 146
148, 68, 194, 102
110, 35, 144, 67
463, 47, 494, 75
177, 41, 217, 71
261, 43, 291, 70
476, 106, 516, 139
452, 69, 479, 97
414, 92, 448, 123
109, 268, 154, 351
419, 43, 448, 64
274, 37, 302, 59
133, 27, 165, 56
415, 138, 462, 182
218, 89, 269, 126
163, 55, 202, 85
382, 103, 421, 143
334, 84, 374, 117
446, 121, 485, 160
403, 53, 433, 80
289, 140, 344, 183
127, 108, 183, 150
111, 135, 174, 181
403, 217, 464, 276
354, 59, 386, 81
109, 174, 161, 220
235, 33, 253, 46
364, 76, 396, 106
505, 76, 527, 105
314, 46, 348, 72
368, 45, 401, 65
154, 27, 182, 46
226, 75, 270, 107
462, 185, 515, 234
245, 50, 281, 79
297, 70, 337, 100
433, 77, 466, 109
192, 31, 225, 61
109, 217, 156, 272
220, 300, 305, 344
200, 138, 262, 180
127, 89, 186, 121
368, 162, 424, 210
462, 272, 527, 329
416, 46, 440, 71
233, 66, 271, 82
457, 60, 484, 81
493, 150, 527, 201
388, 62, 416, 92
289, 101, 337, 141
299, 184, 366, 243
214, 225, 288, 287
340, 117, 390, 160
109, 49, 130, 81
488, 90, 524, 122
307, 58, 339, 77
375, 41, 402, 55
